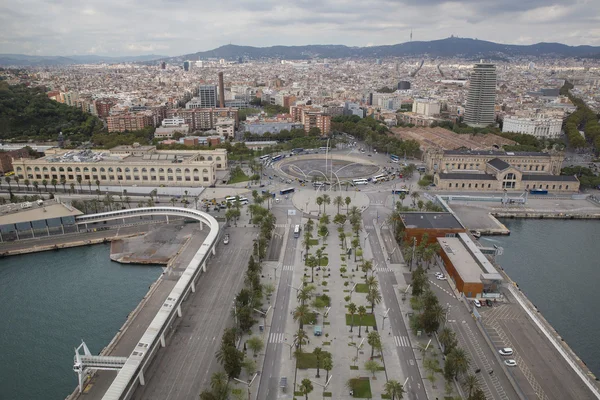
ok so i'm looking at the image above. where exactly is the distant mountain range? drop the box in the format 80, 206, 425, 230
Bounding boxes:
171, 37, 600, 61
0, 54, 166, 66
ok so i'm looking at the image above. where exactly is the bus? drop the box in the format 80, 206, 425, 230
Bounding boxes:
390, 154, 400, 163
280, 187, 295, 195
353, 178, 368, 185
392, 189, 410, 195
293, 224, 301, 238
259, 155, 270, 161
271, 155, 283, 162
372, 174, 387, 183
529, 189, 548, 195
225, 196, 249, 205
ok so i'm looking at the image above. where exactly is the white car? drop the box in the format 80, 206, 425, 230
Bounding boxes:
473, 299, 481, 308
436, 275, 447, 280
498, 348, 513, 356
435, 272, 444, 277
504, 359, 517, 367
223, 234, 230, 245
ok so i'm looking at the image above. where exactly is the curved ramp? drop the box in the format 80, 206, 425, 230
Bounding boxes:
74, 207, 219, 400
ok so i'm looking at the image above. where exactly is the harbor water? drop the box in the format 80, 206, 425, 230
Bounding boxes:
0, 245, 162, 400
486, 219, 600, 378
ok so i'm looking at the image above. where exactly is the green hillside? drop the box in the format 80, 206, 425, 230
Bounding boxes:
0, 82, 104, 143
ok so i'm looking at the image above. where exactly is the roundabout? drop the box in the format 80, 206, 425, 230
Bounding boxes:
275, 153, 383, 184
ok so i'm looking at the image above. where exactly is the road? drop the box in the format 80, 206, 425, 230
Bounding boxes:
362, 202, 428, 400
256, 210, 300, 400
131, 226, 256, 400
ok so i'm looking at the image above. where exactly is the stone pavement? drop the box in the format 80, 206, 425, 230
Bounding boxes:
291, 189, 370, 216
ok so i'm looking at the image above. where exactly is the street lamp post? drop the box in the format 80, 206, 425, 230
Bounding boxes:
380, 308, 391, 331
254, 306, 272, 334
233, 372, 259, 400
363, 232, 371, 249
411, 236, 417, 271
310, 375, 333, 400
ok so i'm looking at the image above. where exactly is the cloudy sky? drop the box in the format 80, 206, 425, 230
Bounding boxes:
1, 0, 599, 56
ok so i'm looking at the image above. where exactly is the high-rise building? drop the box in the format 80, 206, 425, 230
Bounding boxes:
161, 62, 166, 70
198, 85, 218, 108
398, 81, 411, 90
183, 61, 190, 71
464, 63, 497, 128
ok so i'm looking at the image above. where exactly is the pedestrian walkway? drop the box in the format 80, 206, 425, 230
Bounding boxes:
394, 335, 411, 347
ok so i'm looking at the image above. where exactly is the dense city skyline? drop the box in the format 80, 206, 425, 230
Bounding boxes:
1, 0, 599, 56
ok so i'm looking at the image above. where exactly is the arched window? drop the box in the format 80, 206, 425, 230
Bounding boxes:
59, 167, 65, 172
83, 167, 89, 172
193, 168, 199, 175
202, 168, 208, 173
67, 167, 72, 172
91, 167, 97, 172
116, 167, 122, 172
167, 168, 173, 173
199, 156, 205, 161
75, 167, 81, 172
208, 156, 213, 161
159, 168, 164, 173
44, 167, 49, 172
141, 168, 147, 173
216, 156, 221, 161
184, 168, 190, 174
150, 168, 155, 173
34, 167, 40, 172
16, 166, 23, 172
125, 168, 130, 173
175, 168, 181, 173
108, 167, 114, 172
100, 167, 105, 172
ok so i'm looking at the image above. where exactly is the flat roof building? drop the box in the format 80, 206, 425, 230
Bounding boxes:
437, 232, 503, 298
400, 212, 466, 245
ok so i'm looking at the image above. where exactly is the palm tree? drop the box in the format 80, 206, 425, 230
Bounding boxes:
293, 304, 312, 330
33, 180, 39, 193
306, 218, 315, 235
60, 177, 67, 192
262, 190, 272, 210
464, 374, 479, 399
410, 191, 420, 206
95, 179, 100, 192
294, 329, 308, 352
315, 248, 324, 270
384, 379, 405, 400
70, 182, 75, 194
210, 371, 230, 400
366, 275, 378, 290
318, 224, 328, 244
322, 353, 333, 382
450, 347, 470, 379
367, 286, 382, 314
299, 378, 313, 400
77, 176, 82, 193
319, 213, 330, 225
348, 302, 357, 332
14, 175, 20, 190
351, 238, 360, 262
339, 231, 347, 249
438, 327, 457, 355
4, 176, 11, 190
345, 196, 351, 214
87, 180, 92, 194
334, 195, 344, 214
51, 178, 58, 192
297, 284, 315, 306
302, 230, 312, 256
24, 179, 30, 192
314, 347, 323, 378
322, 194, 330, 213
316, 196, 324, 214
125, 196, 131, 209
306, 255, 318, 283
367, 331, 381, 358
357, 306, 367, 337
361, 260, 374, 281
170, 197, 177, 207
42, 179, 48, 192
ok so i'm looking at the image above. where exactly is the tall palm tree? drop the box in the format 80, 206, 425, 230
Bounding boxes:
60, 177, 67, 192
450, 347, 470, 379
95, 179, 100, 192
464, 374, 479, 399
51, 178, 58, 192
348, 302, 357, 332
14, 175, 20, 190
302, 230, 312, 256
322, 353, 333, 382
77, 176, 83, 193
294, 329, 308, 352
384, 380, 405, 400
322, 194, 330, 213
345, 196, 351, 214
70, 182, 75, 194
24, 179, 30, 192
306, 218, 315, 235
410, 191, 420, 206
4, 176, 11, 189
314, 347, 323, 378
42, 179, 48, 192
334, 195, 344, 215
357, 306, 367, 337
361, 260, 374, 281
367, 286, 382, 314
293, 304, 313, 330
297, 284, 315, 306
210, 371, 230, 400
367, 331, 381, 358
306, 255, 318, 282
33, 180, 39, 193
299, 378, 313, 400
438, 327, 457, 355
316, 196, 324, 214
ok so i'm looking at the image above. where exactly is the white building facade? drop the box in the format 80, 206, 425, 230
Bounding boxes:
502, 116, 562, 139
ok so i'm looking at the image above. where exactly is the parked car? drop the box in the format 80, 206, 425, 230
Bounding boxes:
504, 359, 517, 367
436, 275, 447, 280
473, 299, 482, 308
498, 348, 513, 356
486, 299, 493, 307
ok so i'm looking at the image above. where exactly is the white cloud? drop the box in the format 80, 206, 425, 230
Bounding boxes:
0, 0, 598, 56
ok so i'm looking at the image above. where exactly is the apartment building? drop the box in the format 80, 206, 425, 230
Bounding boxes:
166, 108, 239, 132
289, 105, 331, 134
106, 112, 154, 132
502, 116, 562, 139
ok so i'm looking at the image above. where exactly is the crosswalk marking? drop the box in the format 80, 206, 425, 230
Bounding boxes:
364, 225, 374, 230
375, 267, 391, 272
268, 332, 285, 343
275, 224, 289, 228
394, 335, 410, 347
282, 265, 294, 271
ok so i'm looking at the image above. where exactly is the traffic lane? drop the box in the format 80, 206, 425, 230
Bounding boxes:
499, 317, 594, 400
133, 228, 254, 400
366, 220, 427, 400
258, 219, 299, 400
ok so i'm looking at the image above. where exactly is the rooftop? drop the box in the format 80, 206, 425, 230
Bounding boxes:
438, 172, 497, 180
0, 200, 82, 226
438, 233, 503, 283
444, 149, 550, 157
400, 212, 464, 230
522, 174, 579, 182
487, 158, 511, 171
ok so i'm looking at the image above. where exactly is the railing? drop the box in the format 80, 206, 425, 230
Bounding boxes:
74, 208, 219, 400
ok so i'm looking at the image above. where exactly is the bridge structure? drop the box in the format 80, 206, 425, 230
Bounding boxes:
71, 207, 220, 400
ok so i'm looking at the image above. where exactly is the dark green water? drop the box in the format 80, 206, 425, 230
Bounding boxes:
0, 245, 162, 400
483, 219, 600, 378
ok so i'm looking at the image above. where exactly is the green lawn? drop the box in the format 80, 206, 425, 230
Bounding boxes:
228, 172, 250, 184
354, 283, 369, 293
308, 239, 319, 246
296, 350, 332, 369
319, 256, 329, 266
349, 378, 372, 398
345, 313, 377, 327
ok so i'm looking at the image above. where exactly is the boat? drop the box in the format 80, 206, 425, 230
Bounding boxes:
471, 230, 481, 238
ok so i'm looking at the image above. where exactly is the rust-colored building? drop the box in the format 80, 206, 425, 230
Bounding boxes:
0, 148, 33, 174
95, 99, 116, 118
106, 112, 154, 133
400, 212, 466, 245
437, 233, 503, 298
